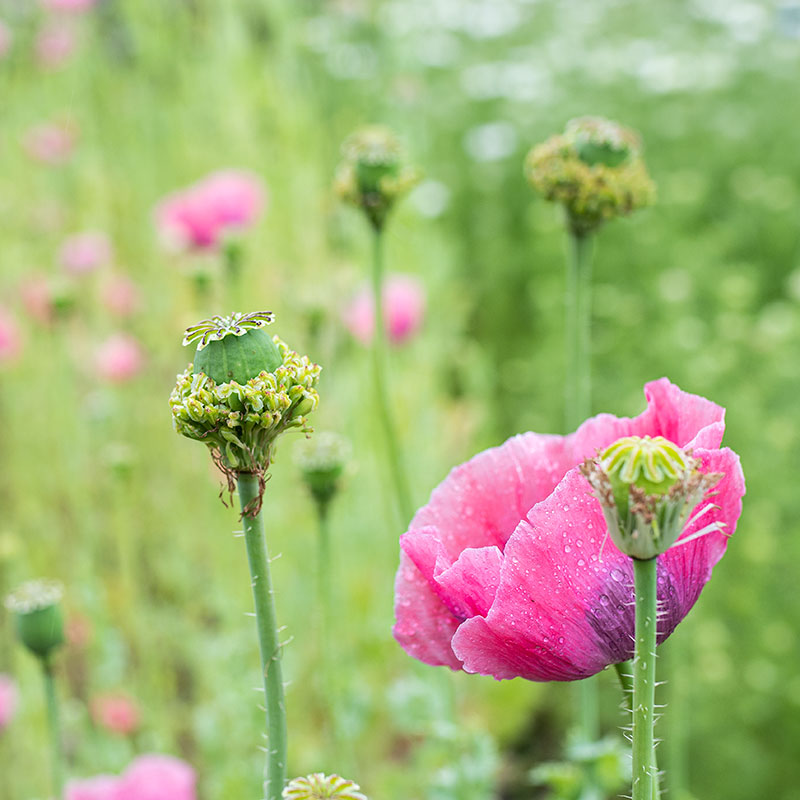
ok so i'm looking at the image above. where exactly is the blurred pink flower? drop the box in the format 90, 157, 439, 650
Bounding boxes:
394, 379, 745, 681
116, 754, 196, 800
20, 275, 56, 324
0, 21, 12, 59
0, 674, 19, 730
59, 231, 112, 275
96, 334, 144, 383
102, 275, 141, 317
35, 23, 78, 69
0, 309, 22, 363
155, 169, 265, 251
90, 692, 140, 736
343, 274, 426, 346
65, 776, 121, 800
23, 120, 76, 164
41, 0, 98, 12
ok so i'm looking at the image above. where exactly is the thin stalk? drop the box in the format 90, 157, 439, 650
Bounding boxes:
632, 557, 658, 800
237, 473, 288, 800
42, 658, 64, 799
565, 229, 594, 427
371, 227, 413, 523
565, 228, 600, 752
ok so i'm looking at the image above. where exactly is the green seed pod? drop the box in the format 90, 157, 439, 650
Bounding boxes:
581, 436, 721, 560
171, 312, 321, 478
5, 580, 65, 660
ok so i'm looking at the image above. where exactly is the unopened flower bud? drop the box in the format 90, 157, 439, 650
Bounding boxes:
296, 432, 350, 511
525, 116, 655, 237
5, 580, 65, 661
335, 126, 419, 231
170, 311, 321, 480
283, 773, 367, 800
581, 435, 722, 560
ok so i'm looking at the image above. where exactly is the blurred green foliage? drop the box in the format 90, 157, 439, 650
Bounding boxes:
1, 0, 799, 798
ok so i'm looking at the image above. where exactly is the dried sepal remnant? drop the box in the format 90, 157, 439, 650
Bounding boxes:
170, 336, 321, 475
334, 125, 419, 230
283, 773, 367, 800
182, 311, 275, 350
525, 116, 655, 236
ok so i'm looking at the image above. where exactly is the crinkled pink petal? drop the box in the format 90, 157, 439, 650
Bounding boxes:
393, 551, 462, 669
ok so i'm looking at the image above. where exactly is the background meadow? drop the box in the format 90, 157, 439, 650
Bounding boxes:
1, 0, 799, 798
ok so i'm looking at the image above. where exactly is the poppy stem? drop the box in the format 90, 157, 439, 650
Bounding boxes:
565, 228, 593, 427
371, 227, 414, 524
632, 556, 659, 800
237, 473, 288, 800
565, 227, 601, 756
41, 657, 64, 799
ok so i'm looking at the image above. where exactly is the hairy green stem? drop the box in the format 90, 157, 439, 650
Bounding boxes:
237, 473, 287, 800
371, 228, 414, 523
632, 557, 658, 800
42, 659, 64, 799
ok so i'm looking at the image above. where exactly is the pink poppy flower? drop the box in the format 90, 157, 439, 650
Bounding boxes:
0, 674, 19, 730
115, 754, 196, 800
95, 334, 144, 383
65, 776, 121, 800
102, 275, 141, 317
343, 273, 426, 345
394, 379, 745, 681
90, 692, 140, 736
59, 231, 112, 275
0, 21, 12, 59
0, 309, 22, 363
155, 169, 265, 252
23, 120, 76, 165
35, 23, 78, 69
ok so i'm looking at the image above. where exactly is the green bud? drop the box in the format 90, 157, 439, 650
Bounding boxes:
5, 580, 65, 660
296, 432, 351, 510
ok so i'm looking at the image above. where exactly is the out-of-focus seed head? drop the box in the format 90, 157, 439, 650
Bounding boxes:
335, 126, 419, 231
5, 580, 65, 660
525, 116, 655, 236
296, 432, 351, 511
283, 773, 367, 800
